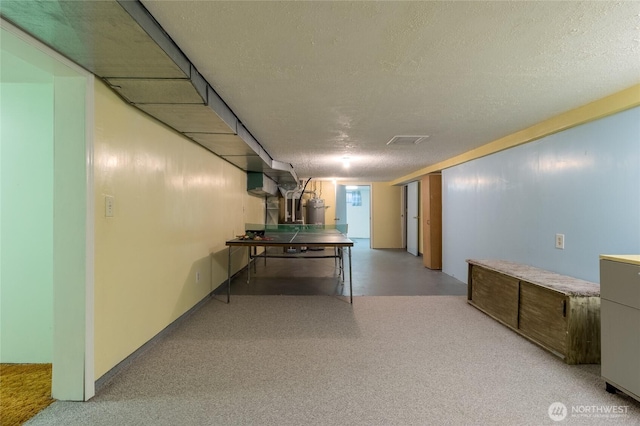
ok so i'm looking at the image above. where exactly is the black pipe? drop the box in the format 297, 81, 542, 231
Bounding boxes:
296, 177, 312, 221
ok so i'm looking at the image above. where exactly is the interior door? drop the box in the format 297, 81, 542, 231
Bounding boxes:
335, 184, 347, 234
422, 174, 442, 269
406, 181, 419, 256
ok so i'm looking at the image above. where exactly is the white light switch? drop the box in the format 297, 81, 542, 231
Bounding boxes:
555, 233, 565, 249
105, 195, 115, 217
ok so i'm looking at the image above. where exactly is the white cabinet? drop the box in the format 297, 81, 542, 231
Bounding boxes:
600, 255, 640, 402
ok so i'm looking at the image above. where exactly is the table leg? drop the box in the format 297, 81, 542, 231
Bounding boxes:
247, 246, 251, 284
252, 246, 257, 274
226, 247, 231, 303
348, 246, 353, 304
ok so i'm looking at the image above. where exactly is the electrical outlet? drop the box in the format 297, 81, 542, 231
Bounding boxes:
555, 234, 565, 250
105, 195, 114, 217
196, 271, 201, 283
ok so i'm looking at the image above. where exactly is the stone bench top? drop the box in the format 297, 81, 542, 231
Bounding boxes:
467, 259, 600, 297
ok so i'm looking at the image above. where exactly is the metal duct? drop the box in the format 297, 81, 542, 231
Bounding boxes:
247, 173, 278, 197
0, 0, 297, 187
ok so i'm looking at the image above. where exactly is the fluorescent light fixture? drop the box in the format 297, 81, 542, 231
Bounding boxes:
342, 156, 351, 168
346, 185, 358, 190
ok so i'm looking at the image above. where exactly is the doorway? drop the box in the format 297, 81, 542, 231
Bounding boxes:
405, 181, 420, 256
0, 20, 94, 400
334, 184, 348, 233
346, 185, 371, 246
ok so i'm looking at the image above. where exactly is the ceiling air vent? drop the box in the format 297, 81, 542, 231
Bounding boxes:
386, 135, 429, 146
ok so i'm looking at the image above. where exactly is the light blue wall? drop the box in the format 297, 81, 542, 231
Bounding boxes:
443, 107, 640, 284
0, 81, 54, 362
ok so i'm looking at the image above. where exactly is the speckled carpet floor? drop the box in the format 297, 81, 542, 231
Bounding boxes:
27, 296, 640, 425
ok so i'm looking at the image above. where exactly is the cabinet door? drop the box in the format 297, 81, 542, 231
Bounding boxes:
601, 299, 640, 398
519, 282, 567, 356
470, 266, 519, 328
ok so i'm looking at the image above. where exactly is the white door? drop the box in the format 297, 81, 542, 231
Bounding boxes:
335, 184, 347, 233
345, 185, 370, 238
406, 181, 419, 256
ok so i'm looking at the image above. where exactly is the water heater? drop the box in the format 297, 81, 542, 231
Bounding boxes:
305, 198, 325, 225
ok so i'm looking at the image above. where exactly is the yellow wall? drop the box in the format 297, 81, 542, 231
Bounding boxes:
371, 182, 403, 248
93, 81, 263, 378
313, 179, 336, 227
302, 180, 401, 248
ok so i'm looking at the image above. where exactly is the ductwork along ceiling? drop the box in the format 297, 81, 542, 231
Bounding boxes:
3, 1, 639, 186
0, 0, 297, 190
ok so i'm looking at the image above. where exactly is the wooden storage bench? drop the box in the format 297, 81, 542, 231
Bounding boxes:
467, 259, 601, 364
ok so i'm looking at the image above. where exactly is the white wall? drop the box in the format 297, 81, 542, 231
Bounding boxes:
443, 106, 640, 283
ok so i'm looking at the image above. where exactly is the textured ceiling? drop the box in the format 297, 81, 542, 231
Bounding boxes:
141, 1, 638, 181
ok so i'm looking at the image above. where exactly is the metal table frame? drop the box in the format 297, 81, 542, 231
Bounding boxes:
225, 237, 354, 304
